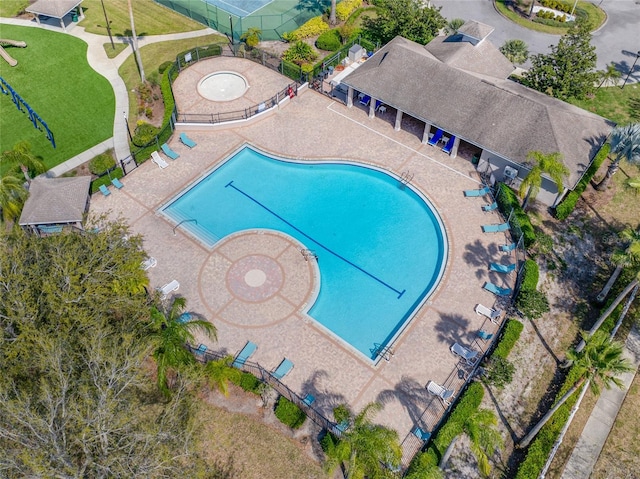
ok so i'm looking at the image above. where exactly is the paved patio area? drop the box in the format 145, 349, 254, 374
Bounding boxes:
90, 58, 515, 462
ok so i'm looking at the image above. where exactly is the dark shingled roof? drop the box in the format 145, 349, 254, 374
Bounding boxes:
26, 0, 83, 18
19, 176, 91, 226
342, 36, 613, 189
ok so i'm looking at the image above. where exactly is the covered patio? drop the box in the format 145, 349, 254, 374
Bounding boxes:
26, 0, 84, 32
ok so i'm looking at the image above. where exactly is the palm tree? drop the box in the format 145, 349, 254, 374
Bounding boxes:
0, 174, 27, 222
518, 151, 569, 209
202, 355, 239, 396
148, 297, 217, 395
596, 123, 640, 191
0, 141, 46, 179
519, 332, 634, 448
597, 62, 622, 89
324, 402, 402, 479
500, 39, 529, 65
438, 408, 503, 477
240, 27, 262, 48
445, 18, 465, 35
596, 228, 640, 302
329, 0, 337, 26
127, 0, 145, 82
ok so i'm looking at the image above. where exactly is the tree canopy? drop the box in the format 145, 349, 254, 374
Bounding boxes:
363, 0, 446, 45
522, 20, 598, 100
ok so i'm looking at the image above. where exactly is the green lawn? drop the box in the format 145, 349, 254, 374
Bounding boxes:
0, 25, 114, 171
0, 0, 28, 17
569, 84, 640, 125
494, 0, 605, 34
79, 0, 204, 37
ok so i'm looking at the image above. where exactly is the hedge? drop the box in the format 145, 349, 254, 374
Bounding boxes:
283, 16, 329, 41
520, 260, 540, 291
408, 382, 484, 471
336, 0, 362, 21
274, 396, 306, 429
316, 29, 342, 51
555, 143, 610, 220
496, 183, 536, 247
492, 319, 524, 359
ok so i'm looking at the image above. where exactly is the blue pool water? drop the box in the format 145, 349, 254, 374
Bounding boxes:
161, 146, 447, 359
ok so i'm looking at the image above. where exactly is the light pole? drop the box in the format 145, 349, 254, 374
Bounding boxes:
229, 15, 234, 46
123, 111, 133, 143
621, 50, 640, 89
100, 0, 115, 50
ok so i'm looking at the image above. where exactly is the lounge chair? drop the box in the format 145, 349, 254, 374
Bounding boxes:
427, 128, 443, 146
450, 343, 479, 366
195, 344, 207, 355
489, 262, 517, 274
413, 427, 431, 441
359, 94, 371, 106
501, 242, 517, 253
273, 358, 293, 379
335, 420, 349, 433
478, 330, 494, 341
179, 132, 197, 148
151, 151, 169, 169
374, 99, 382, 111
426, 380, 455, 406
177, 312, 192, 324
99, 184, 110, 196
158, 279, 180, 299
303, 393, 316, 406
482, 201, 498, 212
111, 178, 124, 189
482, 222, 510, 233
475, 304, 502, 323
442, 135, 456, 154
464, 186, 490, 197
232, 341, 257, 368
483, 282, 512, 296
141, 257, 157, 271
161, 143, 180, 160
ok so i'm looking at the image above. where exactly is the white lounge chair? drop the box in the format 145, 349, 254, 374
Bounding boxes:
141, 257, 157, 271
158, 279, 179, 299
151, 151, 169, 169
426, 381, 454, 406
475, 303, 503, 323
451, 342, 479, 366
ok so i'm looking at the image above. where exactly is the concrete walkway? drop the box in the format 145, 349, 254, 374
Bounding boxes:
0, 16, 217, 174
560, 324, 640, 478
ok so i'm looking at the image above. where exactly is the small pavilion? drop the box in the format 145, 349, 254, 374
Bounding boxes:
19, 176, 91, 236
26, 0, 84, 32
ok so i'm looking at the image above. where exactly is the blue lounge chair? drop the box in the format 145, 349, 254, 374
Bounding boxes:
478, 330, 494, 341
359, 94, 371, 106
195, 344, 207, 355
501, 242, 517, 253
161, 143, 180, 160
482, 201, 498, 212
464, 186, 490, 197
413, 427, 431, 441
442, 135, 456, 154
177, 312, 192, 324
232, 341, 257, 368
489, 262, 516, 274
335, 420, 349, 433
482, 222, 510, 233
273, 358, 293, 379
99, 184, 110, 196
374, 99, 382, 111
483, 282, 512, 296
179, 132, 197, 148
303, 393, 315, 406
111, 177, 124, 189
427, 129, 443, 146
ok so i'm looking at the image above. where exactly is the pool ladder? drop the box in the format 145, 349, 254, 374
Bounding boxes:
398, 170, 413, 189
300, 249, 318, 262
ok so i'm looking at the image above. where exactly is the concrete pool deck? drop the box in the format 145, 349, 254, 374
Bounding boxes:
89, 58, 515, 463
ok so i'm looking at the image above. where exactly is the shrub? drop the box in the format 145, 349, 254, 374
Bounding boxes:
336, 0, 362, 21
283, 16, 329, 41
484, 356, 515, 388
132, 122, 160, 146
158, 61, 173, 74
493, 319, 524, 358
316, 29, 342, 51
496, 183, 536, 247
516, 289, 550, 319
89, 153, 116, 175
521, 259, 539, 291
274, 396, 306, 429
282, 41, 318, 65
555, 144, 610, 220
320, 431, 339, 454
231, 371, 261, 393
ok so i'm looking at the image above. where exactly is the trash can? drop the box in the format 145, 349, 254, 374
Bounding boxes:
72, 13, 78, 22
328, 65, 334, 75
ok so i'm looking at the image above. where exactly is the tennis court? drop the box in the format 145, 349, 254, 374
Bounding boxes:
156, 0, 329, 40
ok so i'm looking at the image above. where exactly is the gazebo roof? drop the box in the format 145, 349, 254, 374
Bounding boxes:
19, 176, 91, 226
26, 0, 83, 18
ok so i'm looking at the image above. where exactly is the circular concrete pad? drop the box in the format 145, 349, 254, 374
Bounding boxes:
197, 71, 248, 101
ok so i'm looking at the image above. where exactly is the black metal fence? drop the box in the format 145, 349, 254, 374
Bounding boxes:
185, 344, 341, 436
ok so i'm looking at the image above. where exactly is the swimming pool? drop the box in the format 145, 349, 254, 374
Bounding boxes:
161, 145, 447, 359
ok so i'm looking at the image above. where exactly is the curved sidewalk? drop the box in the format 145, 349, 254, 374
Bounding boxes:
0, 16, 217, 174
560, 325, 640, 478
